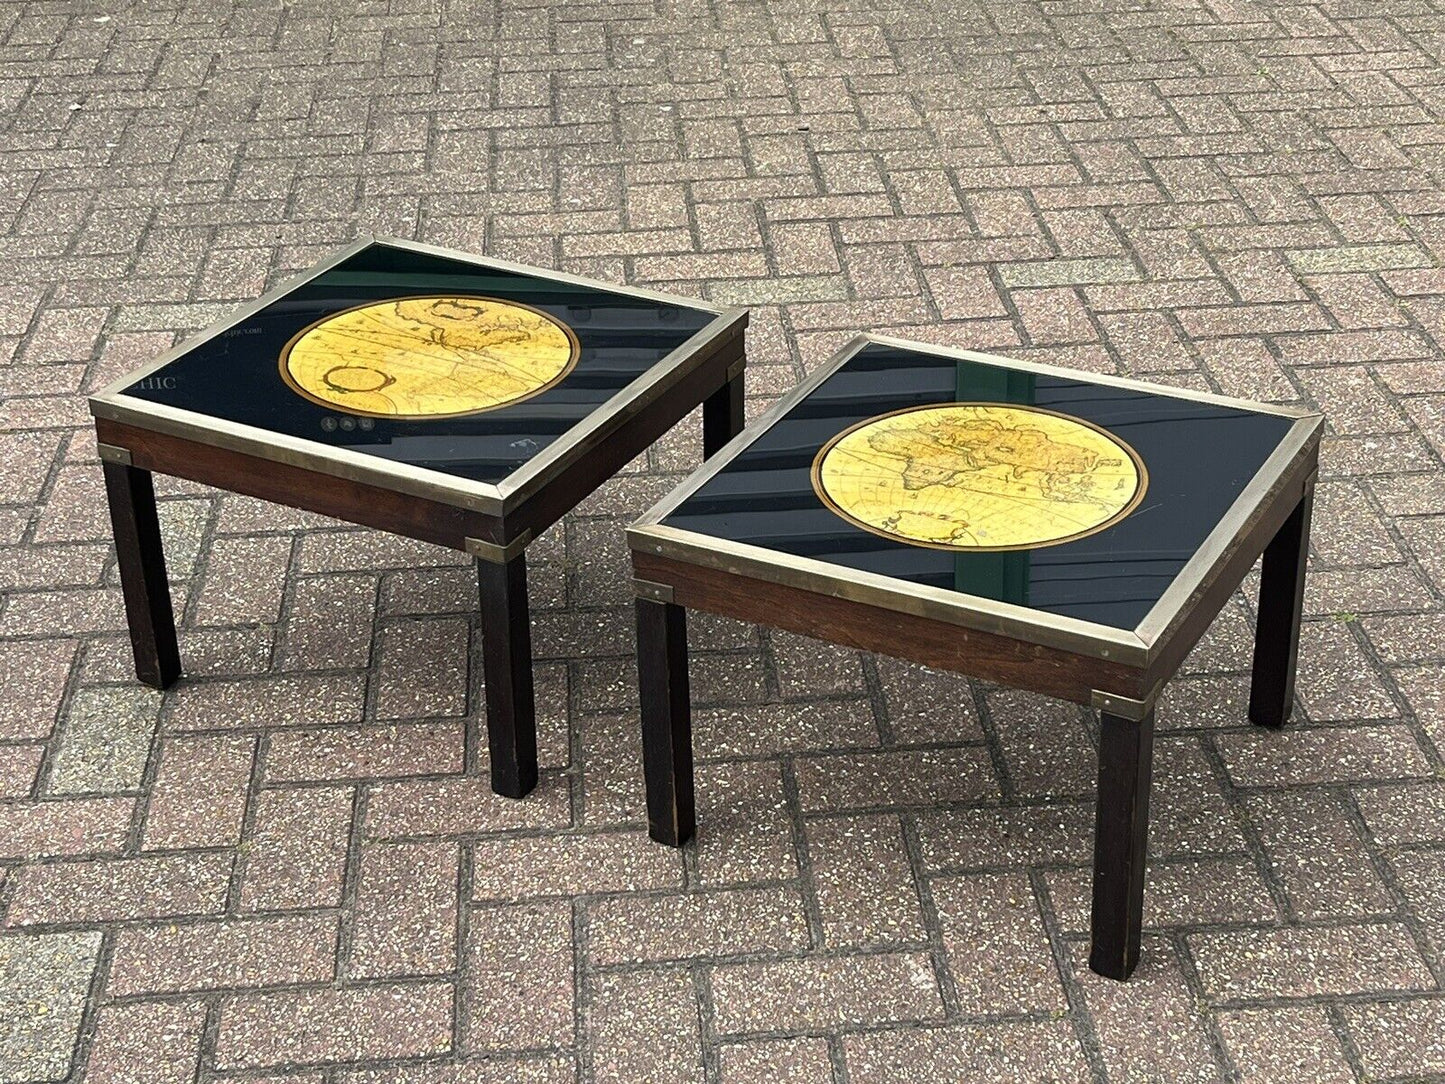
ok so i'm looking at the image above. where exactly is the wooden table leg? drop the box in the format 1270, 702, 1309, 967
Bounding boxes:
478, 553, 537, 798
636, 597, 694, 846
702, 369, 745, 459
102, 461, 180, 690
1089, 707, 1155, 981
1249, 484, 1314, 729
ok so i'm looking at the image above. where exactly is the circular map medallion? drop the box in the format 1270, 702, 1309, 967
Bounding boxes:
279, 295, 578, 419
812, 403, 1146, 552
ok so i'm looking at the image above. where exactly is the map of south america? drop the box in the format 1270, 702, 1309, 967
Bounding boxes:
812, 404, 1145, 551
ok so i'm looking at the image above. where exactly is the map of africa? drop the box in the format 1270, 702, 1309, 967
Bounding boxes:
280, 295, 578, 418
812, 403, 1146, 551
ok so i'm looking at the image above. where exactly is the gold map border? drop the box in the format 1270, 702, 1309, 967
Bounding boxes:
277, 294, 581, 419
810, 401, 1150, 553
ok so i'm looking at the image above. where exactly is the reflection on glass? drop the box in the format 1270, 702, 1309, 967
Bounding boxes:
664, 344, 1295, 631
123, 244, 717, 484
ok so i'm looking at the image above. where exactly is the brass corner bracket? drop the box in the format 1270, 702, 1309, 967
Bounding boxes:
1090, 684, 1161, 722
464, 530, 532, 564
634, 578, 675, 604
96, 442, 133, 467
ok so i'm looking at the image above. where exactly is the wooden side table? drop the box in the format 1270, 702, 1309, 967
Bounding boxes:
90, 236, 747, 799
628, 334, 1320, 980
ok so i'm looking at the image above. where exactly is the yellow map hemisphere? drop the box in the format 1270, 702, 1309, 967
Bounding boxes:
812, 403, 1147, 551
280, 295, 578, 418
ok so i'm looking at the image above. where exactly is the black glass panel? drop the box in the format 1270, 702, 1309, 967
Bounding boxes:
664, 343, 1295, 631
123, 243, 717, 485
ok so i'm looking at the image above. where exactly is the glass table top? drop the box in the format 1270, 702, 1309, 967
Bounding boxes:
119, 242, 720, 486
661, 341, 1298, 632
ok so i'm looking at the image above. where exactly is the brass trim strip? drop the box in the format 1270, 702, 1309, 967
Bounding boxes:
864, 331, 1319, 420
88, 236, 747, 522
1134, 414, 1321, 658
629, 523, 1149, 664
1091, 686, 1160, 721
91, 397, 507, 516
495, 308, 748, 506
465, 530, 532, 564
629, 331, 1324, 669
96, 442, 132, 466
634, 578, 676, 604
371, 234, 730, 315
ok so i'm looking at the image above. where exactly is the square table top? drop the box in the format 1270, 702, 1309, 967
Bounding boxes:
629, 335, 1322, 670
90, 236, 745, 516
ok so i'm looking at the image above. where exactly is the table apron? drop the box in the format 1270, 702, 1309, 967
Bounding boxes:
95, 418, 498, 551
631, 551, 1148, 704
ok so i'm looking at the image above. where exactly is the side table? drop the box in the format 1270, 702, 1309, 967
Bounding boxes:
90, 236, 747, 798
627, 334, 1320, 980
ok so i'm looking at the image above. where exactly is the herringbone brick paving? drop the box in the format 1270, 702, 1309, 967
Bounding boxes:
1, 0, 1444, 1079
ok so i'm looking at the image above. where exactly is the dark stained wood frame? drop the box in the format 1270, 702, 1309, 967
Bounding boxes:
627, 335, 1320, 982
92, 266, 747, 801
632, 551, 1147, 703
633, 482, 1316, 982
96, 330, 745, 555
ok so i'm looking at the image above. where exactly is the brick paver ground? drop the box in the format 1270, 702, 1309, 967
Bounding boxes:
2, 0, 1444, 1080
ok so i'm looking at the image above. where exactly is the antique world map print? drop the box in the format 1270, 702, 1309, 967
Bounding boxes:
280, 295, 579, 418
812, 403, 1147, 551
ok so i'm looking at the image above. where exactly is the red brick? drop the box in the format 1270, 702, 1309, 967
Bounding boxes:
471, 831, 682, 901
844, 1021, 1091, 1083
934, 873, 1065, 1014
30, 464, 109, 543
1071, 940, 1221, 1084
240, 786, 353, 911
710, 953, 943, 1034
1344, 997, 1445, 1076
142, 734, 255, 850
350, 841, 458, 978
164, 672, 367, 732
923, 265, 1007, 320
280, 572, 378, 670
193, 534, 292, 626
267, 722, 463, 782
987, 690, 1095, 799
0, 431, 60, 504
591, 969, 701, 1084
1217, 724, 1431, 788
366, 774, 571, 838
374, 619, 469, 719
1216, 1007, 1353, 1084
1354, 780, 1445, 845
808, 814, 925, 947
6, 852, 231, 926
0, 744, 40, 797
1190, 923, 1434, 998
336, 1059, 574, 1084
464, 902, 573, 1053
1175, 303, 1329, 337
693, 760, 796, 887
1246, 790, 1393, 919
214, 982, 453, 1069
792, 747, 997, 811
0, 639, 75, 740
109, 914, 337, 995
0, 796, 133, 859
587, 885, 809, 965
86, 1000, 206, 1084
719, 1038, 834, 1084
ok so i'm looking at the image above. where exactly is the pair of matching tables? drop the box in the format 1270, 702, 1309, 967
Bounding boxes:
91, 237, 1320, 981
